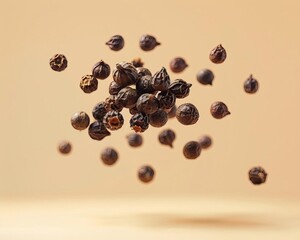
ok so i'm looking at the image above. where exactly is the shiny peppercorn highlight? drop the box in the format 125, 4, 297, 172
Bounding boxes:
176, 103, 199, 125
210, 101, 230, 119
197, 69, 214, 85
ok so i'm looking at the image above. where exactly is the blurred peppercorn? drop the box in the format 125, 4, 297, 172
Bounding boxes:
169, 57, 188, 73
249, 166, 268, 185
58, 140, 72, 154
139, 34, 160, 51
158, 129, 176, 148
101, 147, 118, 165
183, 141, 201, 159
196, 69, 214, 85
106, 35, 124, 51
138, 165, 155, 183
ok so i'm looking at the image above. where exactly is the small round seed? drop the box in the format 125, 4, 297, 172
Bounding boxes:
88, 121, 111, 141
209, 44, 227, 64
176, 103, 199, 125
149, 110, 168, 128
169, 57, 188, 73
49, 54, 68, 72
138, 165, 155, 183
106, 35, 124, 51
139, 34, 160, 51
80, 74, 98, 93
103, 110, 124, 131
58, 140, 72, 154
196, 69, 214, 85
101, 147, 118, 165
71, 111, 90, 131
249, 166, 268, 185
92, 60, 110, 80
244, 74, 259, 94
126, 133, 143, 147
199, 135, 212, 149
158, 129, 176, 148
210, 101, 230, 119
183, 141, 201, 159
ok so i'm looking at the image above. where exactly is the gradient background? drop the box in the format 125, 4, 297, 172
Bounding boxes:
1, 0, 300, 239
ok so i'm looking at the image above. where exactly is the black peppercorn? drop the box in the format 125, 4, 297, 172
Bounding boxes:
244, 74, 259, 94
158, 129, 176, 148
170, 57, 188, 73
71, 111, 90, 131
106, 35, 124, 51
80, 74, 98, 93
103, 110, 124, 131
130, 112, 149, 133
92, 102, 108, 121
249, 166, 268, 185
88, 121, 111, 141
126, 133, 143, 147
196, 69, 214, 85
92, 60, 110, 80
157, 91, 176, 110
136, 67, 152, 78
129, 106, 139, 115
210, 101, 230, 119
108, 81, 123, 95
168, 79, 192, 99
139, 34, 160, 51
149, 110, 168, 128
132, 58, 144, 68
49, 54, 68, 72
199, 135, 212, 149
136, 75, 156, 94
183, 141, 201, 159
209, 44, 227, 64
138, 165, 155, 183
136, 93, 159, 114
116, 87, 139, 109
58, 140, 72, 154
151, 67, 170, 91
101, 147, 118, 165
167, 105, 177, 119
112, 62, 138, 87
176, 103, 199, 125
104, 95, 124, 112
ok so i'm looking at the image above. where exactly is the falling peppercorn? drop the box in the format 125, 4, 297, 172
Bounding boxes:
169, 57, 188, 73
183, 141, 201, 159
79, 74, 98, 93
88, 121, 111, 141
132, 58, 144, 68
130, 112, 149, 133
158, 129, 176, 148
58, 140, 72, 154
136, 67, 152, 78
167, 105, 177, 119
210, 101, 230, 119
139, 34, 160, 51
49, 54, 68, 72
112, 62, 138, 87
176, 103, 199, 125
71, 111, 90, 131
103, 110, 124, 131
157, 90, 176, 110
108, 81, 123, 95
168, 79, 192, 99
151, 67, 170, 91
126, 133, 143, 147
244, 74, 259, 94
196, 69, 214, 85
136, 93, 159, 114
116, 87, 139, 109
136, 75, 156, 95
209, 44, 227, 64
101, 147, 118, 165
138, 165, 155, 183
198, 135, 212, 149
149, 110, 168, 128
249, 166, 268, 185
92, 60, 111, 80
106, 35, 124, 51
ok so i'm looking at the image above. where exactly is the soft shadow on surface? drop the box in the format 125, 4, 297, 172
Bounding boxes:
95, 213, 278, 229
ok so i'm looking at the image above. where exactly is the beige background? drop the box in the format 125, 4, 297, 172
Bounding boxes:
1, 0, 300, 201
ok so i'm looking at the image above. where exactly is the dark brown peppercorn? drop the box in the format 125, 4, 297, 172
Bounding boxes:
136, 75, 156, 94
49, 54, 68, 72
157, 91, 176, 110
138, 165, 155, 183
167, 105, 177, 119
92, 102, 108, 121
249, 166, 268, 185
158, 129, 176, 148
199, 135, 212, 149
168, 79, 192, 99
130, 112, 149, 133
149, 110, 168, 128
104, 95, 124, 112
88, 121, 111, 141
126, 133, 143, 147
136, 67, 152, 78
132, 58, 144, 68
196, 69, 214, 85
58, 140, 72, 154
244, 74, 259, 94
169, 57, 188, 73
176, 103, 199, 125
108, 81, 123, 95
151, 67, 170, 91
71, 111, 90, 131
183, 141, 201, 159
139, 34, 160, 51
92, 60, 110, 80
210, 101, 230, 119
112, 62, 138, 87
101, 147, 118, 165
136, 93, 159, 114
129, 106, 139, 115
209, 44, 227, 64
103, 110, 124, 131
80, 75, 98, 93
116, 87, 139, 109
106, 35, 124, 51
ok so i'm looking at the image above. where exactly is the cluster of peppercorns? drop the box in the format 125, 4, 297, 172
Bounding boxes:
53, 34, 266, 185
